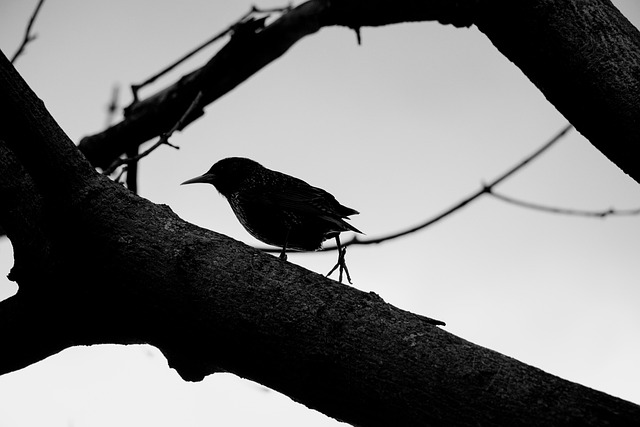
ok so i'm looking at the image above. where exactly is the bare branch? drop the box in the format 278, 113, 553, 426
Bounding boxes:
105, 84, 120, 128
129, 27, 229, 104
78, 0, 478, 169
103, 91, 203, 176
487, 190, 640, 218
103, 139, 178, 177
10, 0, 46, 64
263, 124, 574, 254
3, 22, 640, 424
345, 124, 573, 246
129, 4, 292, 104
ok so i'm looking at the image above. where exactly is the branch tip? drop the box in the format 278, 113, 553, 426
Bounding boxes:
10, 0, 46, 63
353, 26, 362, 45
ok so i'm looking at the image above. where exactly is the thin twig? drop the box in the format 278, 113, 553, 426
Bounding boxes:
11, 0, 46, 63
487, 190, 640, 218
130, 29, 230, 103
129, 4, 292, 103
261, 124, 574, 254
328, 124, 574, 249
103, 91, 203, 176
103, 136, 179, 176
112, 166, 127, 184
486, 125, 574, 189
163, 90, 204, 139
105, 84, 120, 128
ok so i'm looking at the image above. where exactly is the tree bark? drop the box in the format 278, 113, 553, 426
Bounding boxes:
77, 0, 640, 186
474, 0, 640, 183
2, 47, 640, 425
76, 0, 479, 169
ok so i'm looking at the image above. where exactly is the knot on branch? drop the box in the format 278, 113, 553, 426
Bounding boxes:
231, 16, 269, 40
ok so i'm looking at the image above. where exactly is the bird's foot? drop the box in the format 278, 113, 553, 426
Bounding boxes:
326, 247, 352, 284
279, 244, 288, 261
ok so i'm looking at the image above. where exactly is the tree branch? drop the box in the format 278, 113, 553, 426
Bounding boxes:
10, 0, 46, 64
475, 0, 640, 184
0, 53, 95, 199
343, 124, 574, 247
128, 5, 292, 103
262, 124, 574, 254
3, 2, 640, 424
0, 139, 50, 278
487, 190, 640, 218
1, 156, 639, 425
77, 0, 478, 169
77, 0, 640, 190
3, 46, 640, 425
102, 91, 202, 176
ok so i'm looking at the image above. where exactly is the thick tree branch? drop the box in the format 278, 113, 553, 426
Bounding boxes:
0, 290, 75, 374
78, 0, 640, 188
77, 0, 478, 169
128, 5, 292, 102
2, 47, 640, 426
78, 3, 321, 169
0, 139, 50, 278
474, 0, 640, 184
0, 53, 95, 198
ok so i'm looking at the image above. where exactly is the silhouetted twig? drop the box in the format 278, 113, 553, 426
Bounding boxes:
129, 30, 228, 104
263, 124, 574, 253
104, 91, 203, 176
10, 0, 46, 63
129, 4, 292, 104
327, 124, 576, 249
105, 84, 120, 128
487, 190, 640, 217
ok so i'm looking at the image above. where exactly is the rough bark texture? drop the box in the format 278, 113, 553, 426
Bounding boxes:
474, 0, 640, 184
2, 48, 640, 426
2, 0, 640, 425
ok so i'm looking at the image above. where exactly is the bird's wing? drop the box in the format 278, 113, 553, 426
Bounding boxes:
236, 170, 361, 233
239, 185, 334, 215
260, 186, 360, 234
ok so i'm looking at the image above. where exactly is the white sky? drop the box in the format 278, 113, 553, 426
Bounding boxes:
1, 1, 640, 425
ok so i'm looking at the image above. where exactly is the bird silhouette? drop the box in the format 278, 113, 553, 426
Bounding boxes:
181, 157, 362, 283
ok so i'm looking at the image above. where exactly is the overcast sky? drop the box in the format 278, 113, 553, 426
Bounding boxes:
1, 1, 640, 426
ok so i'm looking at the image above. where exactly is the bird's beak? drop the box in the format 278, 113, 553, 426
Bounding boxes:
181, 173, 215, 185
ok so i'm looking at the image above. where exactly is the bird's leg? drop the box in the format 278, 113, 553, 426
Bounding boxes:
326, 235, 352, 284
279, 227, 290, 261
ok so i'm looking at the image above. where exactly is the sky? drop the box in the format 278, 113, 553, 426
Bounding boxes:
1, 0, 640, 425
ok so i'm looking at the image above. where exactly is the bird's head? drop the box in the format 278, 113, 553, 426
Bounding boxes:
181, 157, 263, 196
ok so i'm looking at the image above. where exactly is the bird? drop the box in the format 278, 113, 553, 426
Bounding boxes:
181, 157, 362, 283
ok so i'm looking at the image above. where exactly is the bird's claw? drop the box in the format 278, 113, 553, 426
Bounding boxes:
326, 247, 352, 284
279, 244, 288, 261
